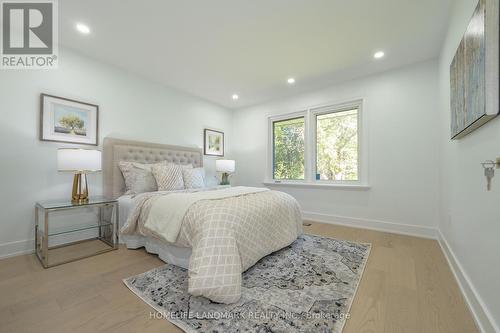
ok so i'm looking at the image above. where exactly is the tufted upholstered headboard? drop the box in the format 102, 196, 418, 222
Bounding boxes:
103, 137, 203, 199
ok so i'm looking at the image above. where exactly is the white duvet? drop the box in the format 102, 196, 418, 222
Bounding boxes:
121, 186, 303, 303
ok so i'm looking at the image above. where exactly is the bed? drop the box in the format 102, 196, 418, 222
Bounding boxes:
103, 137, 303, 303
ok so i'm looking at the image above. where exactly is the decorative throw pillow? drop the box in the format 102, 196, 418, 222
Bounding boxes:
182, 168, 205, 189
152, 163, 186, 191
118, 161, 166, 195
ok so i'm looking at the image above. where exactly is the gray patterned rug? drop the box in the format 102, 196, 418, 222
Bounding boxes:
124, 234, 371, 333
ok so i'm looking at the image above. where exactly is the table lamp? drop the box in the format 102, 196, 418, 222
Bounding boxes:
58, 148, 101, 203
216, 159, 235, 185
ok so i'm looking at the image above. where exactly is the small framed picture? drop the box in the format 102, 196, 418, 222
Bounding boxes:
40, 94, 98, 145
204, 129, 224, 156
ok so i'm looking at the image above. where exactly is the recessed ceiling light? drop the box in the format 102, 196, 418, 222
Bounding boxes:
76, 23, 90, 34
287, 78, 295, 84
374, 51, 385, 59
232, 94, 239, 100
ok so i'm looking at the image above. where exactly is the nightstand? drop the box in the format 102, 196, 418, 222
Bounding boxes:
35, 196, 118, 268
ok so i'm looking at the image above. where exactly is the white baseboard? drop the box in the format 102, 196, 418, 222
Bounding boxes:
0, 239, 34, 259
437, 230, 499, 333
303, 211, 438, 239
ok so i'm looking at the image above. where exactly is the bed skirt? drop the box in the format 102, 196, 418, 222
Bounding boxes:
120, 234, 191, 269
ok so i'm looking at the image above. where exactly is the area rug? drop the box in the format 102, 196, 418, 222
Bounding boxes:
124, 234, 371, 333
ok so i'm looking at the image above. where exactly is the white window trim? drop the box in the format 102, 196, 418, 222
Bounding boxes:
265, 98, 369, 189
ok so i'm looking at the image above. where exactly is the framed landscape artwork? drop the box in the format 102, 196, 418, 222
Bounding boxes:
450, 0, 499, 139
40, 94, 99, 145
204, 129, 224, 156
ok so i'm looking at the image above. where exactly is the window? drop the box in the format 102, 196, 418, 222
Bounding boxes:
315, 108, 359, 181
268, 100, 365, 186
273, 116, 305, 180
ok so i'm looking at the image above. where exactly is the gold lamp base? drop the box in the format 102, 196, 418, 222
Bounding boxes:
220, 172, 230, 185
72, 173, 89, 203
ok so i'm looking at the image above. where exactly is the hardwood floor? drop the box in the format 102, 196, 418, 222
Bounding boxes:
0, 222, 478, 333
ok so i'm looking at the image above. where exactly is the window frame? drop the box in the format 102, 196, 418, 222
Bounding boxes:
266, 99, 368, 188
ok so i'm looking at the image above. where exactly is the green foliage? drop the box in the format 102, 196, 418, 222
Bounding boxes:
59, 114, 84, 133
316, 110, 358, 181
273, 117, 305, 179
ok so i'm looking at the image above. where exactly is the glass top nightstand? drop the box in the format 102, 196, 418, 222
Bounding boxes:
35, 196, 118, 268
36, 196, 117, 210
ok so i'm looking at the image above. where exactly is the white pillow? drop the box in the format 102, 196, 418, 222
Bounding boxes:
182, 168, 205, 189
152, 163, 189, 191
118, 161, 166, 194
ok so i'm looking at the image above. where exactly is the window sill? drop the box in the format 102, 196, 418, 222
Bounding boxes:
262, 181, 371, 190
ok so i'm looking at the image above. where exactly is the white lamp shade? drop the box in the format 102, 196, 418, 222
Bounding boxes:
216, 159, 235, 173
58, 149, 101, 172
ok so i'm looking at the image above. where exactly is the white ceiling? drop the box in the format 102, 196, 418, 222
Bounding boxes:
59, 0, 452, 109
